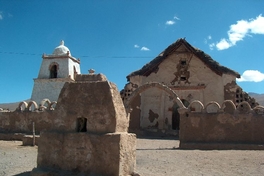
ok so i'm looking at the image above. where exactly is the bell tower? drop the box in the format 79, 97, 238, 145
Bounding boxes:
31, 41, 81, 104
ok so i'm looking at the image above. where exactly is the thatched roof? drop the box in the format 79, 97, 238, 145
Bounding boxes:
127, 38, 240, 81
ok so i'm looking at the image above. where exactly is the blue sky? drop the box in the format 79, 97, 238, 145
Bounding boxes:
0, 1, 264, 103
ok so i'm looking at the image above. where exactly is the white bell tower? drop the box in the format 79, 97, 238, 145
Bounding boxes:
31, 41, 81, 104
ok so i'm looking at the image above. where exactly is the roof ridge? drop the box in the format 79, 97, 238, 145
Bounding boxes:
127, 38, 240, 81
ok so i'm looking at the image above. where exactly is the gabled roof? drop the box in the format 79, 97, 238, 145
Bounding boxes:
127, 38, 240, 81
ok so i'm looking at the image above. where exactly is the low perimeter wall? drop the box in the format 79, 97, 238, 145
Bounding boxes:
179, 112, 264, 149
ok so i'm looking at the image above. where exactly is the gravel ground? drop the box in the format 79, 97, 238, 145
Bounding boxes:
0, 141, 37, 176
1, 138, 264, 176
136, 138, 264, 176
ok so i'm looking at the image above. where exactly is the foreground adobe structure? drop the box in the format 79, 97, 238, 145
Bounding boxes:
0, 72, 136, 175
30, 73, 136, 175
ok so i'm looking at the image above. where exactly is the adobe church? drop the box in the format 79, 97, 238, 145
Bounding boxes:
121, 38, 258, 132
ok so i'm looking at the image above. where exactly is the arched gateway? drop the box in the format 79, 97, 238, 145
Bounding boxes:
123, 82, 187, 131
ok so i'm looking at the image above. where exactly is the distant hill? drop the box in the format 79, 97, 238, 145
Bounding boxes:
248, 93, 264, 106
0, 100, 30, 111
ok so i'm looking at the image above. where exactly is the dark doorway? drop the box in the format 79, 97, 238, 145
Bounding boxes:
128, 94, 141, 132
172, 103, 180, 130
77, 117, 87, 132
50, 65, 58, 78
172, 99, 190, 130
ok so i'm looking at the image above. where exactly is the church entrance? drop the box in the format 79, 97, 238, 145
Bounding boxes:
172, 99, 189, 130
172, 103, 180, 130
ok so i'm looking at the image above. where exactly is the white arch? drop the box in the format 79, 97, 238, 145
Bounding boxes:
221, 100, 236, 113
49, 101, 57, 110
124, 82, 186, 114
27, 101, 39, 111
16, 101, 28, 111
205, 101, 221, 113
188, 100, 204, 112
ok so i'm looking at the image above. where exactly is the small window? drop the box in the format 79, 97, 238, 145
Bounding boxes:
181, 60, 186, 65
180, 76, 186, 81
77, 117, 87, 132
73, 66, 77, 79
50, 65, 58, 78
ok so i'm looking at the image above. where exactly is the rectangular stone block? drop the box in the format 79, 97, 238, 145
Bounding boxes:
33, 132, 136, 176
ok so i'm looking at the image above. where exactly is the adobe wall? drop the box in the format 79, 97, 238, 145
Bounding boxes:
33, 132, 136, 176
179, 101, 264, 149
126, 47, 239, 131
0, 111, 56, 134
128, 47, 236, 105
0, 80, 129, 135
25, 73, 136, 175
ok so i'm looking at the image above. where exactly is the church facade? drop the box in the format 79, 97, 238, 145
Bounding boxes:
31, 41, 81, 104
121, 38, 258, 132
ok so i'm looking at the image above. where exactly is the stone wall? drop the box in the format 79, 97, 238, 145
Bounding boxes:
0, 80, 129, 135
0, 111, 56, 134
33, 132, 136, 176
179, 100, 264, 149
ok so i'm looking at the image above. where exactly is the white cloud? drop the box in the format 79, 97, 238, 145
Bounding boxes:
174, 16, 180, 20
228, 20, 249, 45
209, 43, 215, 50
249, 15, 264, 34
141, 46, 150, 51
0, 12, 3, 20
215, 14, 264, 50
134, 44, 139, 48
216, 38, 232, 50
204, 35, 212, 44
237, 70, 264, 82
165, 20, 175, 25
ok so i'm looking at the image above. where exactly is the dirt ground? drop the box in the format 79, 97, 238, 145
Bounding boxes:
1, 138, 264, 176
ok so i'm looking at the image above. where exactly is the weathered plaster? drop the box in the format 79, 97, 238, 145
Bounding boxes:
179, 101, 264, 149
128, 51, 232, 131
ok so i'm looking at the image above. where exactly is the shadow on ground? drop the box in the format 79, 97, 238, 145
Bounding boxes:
14, 171, 31, 176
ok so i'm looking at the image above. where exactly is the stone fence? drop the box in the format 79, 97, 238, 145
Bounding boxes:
179, 100, 264, 150
0, 99, 59, 136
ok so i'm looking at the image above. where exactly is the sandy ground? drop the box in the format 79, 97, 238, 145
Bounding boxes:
1, 138, 264, 176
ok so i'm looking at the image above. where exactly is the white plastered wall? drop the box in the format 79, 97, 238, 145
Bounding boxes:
31, 79, 66, 105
